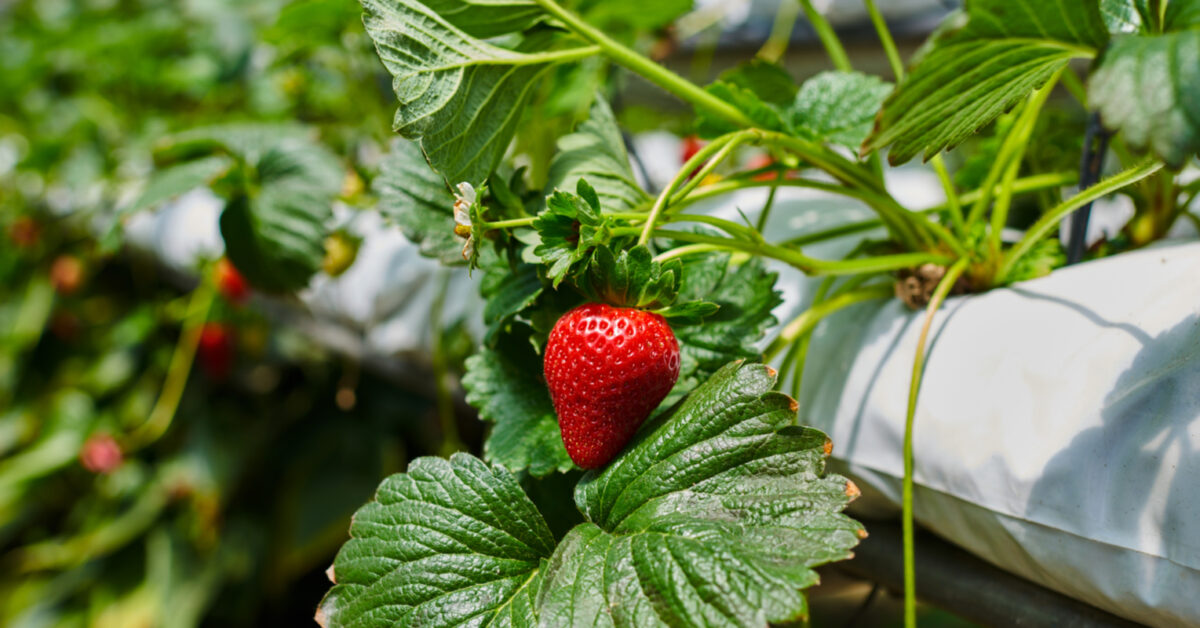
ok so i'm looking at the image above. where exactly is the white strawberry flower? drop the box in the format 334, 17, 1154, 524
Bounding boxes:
452, 182, 476, 260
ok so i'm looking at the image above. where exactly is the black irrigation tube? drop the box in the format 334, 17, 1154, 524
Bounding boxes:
1066, 111, 1112, 265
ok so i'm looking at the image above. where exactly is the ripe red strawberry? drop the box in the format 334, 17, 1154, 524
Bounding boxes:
544, 303, 680, 469
197, 322, 234, 380
215, 258, 250, 304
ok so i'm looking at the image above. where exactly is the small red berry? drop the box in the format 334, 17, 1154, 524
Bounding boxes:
8, 216, 40, 249
543, 303, 680, 469
50, 255, 84, 296
80, 434, 123, 473
680, 135, 705, 164
197, 323, 234, 380
746, 153, 780, 181
214, 258, 250, 304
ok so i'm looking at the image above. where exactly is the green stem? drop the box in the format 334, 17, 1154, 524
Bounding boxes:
430, 270, 463, 457
986, 72, 1060, 251
481, 216, 537, 230
16, 481, 170, 572
652, 243, 722, 263
532, 0, 755, 128
649, 229, 952, 275
756, 185, 780, 232
758, 0, 801, 62
665, 213, 761, 242
639, 131, 748, 244
763, 284, 893, 360
669, 133, 750, 205
864, 0, 904, 80
799, 0, 853, 72
931, 155, 964, 236
513, 45, 603, 66
125, 280, 215, 450
1060, 66, 1088, 107
902, 256, 969, 628
999, 159, 1164, 281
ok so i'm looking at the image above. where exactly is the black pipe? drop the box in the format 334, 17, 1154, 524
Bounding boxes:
1066, 111, 1111, 265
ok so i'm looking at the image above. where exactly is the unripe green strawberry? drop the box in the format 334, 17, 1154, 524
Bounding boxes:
543, 303, 680, 469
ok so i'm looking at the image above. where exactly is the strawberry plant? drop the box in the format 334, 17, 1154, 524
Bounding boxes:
319, 0, 1200, 625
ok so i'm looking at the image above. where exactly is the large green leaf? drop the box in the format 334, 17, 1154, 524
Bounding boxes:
421, 0, 543, 38
158, 123, 343, 292
789, 71, 892, 151
1090, 31, 1200, 168
1165, 0, 1200, 30
321, 362, 862, 627
362, 0, 581, 185
544, 362, 862, 626
316, 453, 555, 628
866, 0, 1109, 163
375, 139, 462, 264
545, 97, 649, 213
219, 185, 333, 293
124, 155, 235, 215
463, 328, 575, 477
672, 253, 781, 397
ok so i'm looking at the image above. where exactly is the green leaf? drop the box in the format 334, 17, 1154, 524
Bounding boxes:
156, 123, 344, 292
532, 182, 623, 287
481, 262, 544, 343
317, 453, 555, 628
672, 252, 781, 392
1090, 31, 1200, 168
323, 363, 862, 627
125, 155, 234, 215
545, 97, 650, 213
577, 0, 691, 30
362, 0, 576, 185
1165, 0, 1200, 30
463, 328, 575, 477
542, 361, 862, 626
654, 300, 719, 323
1004, 236, 1065, 283
789, 71, 892, 151
375, 139, 462, 264
695, 61, 795, 138
1100, 0, 1143, 33
219, 186, 333, 293
866, 0, 1108, 163
160, 124, 342, 195
420, 0, 543, 38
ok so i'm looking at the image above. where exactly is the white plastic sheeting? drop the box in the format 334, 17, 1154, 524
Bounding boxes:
798, 240, 1200, 626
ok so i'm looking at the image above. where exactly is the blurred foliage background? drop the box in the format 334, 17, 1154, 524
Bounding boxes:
0, 1, 471, 626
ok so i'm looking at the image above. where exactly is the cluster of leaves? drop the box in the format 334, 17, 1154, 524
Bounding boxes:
867, 0, 1200, 168
319, 362, 863, 627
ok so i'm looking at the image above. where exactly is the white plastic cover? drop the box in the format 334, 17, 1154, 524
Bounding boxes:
798, 240, 1200, 626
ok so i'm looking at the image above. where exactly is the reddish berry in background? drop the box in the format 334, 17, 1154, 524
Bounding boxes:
8, 216, 40, 249
197, 323, 235, 381
50, 255, 84, 296
746, 153, 781, 182
680, 135, 705, 164
215, 258, 250, 304
80, 434, 123, 474
543, 303, 680, 469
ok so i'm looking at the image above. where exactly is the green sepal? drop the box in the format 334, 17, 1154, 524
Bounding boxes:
586, 245, 680, 309
532, 179, 626, 287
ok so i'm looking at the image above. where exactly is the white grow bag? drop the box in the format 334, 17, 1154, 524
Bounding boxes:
799, 240, 1200, 626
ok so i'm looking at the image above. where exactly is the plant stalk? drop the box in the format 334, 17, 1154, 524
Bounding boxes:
532, 0, 755, 128
902, 256, 969, 628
